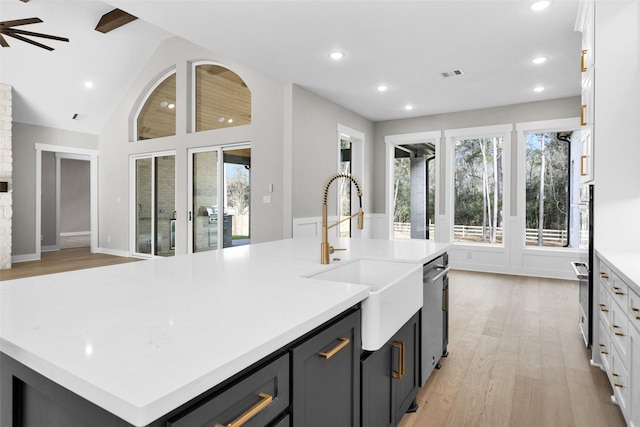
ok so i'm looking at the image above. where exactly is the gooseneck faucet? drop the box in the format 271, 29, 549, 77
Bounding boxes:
321, 173, 364, 264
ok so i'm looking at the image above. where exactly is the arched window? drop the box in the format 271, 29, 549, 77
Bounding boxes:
194, 63, 251, 131
136, 71, 176, 140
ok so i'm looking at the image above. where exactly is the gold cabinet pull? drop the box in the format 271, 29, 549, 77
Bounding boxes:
318, 337, 350, 359
599, 303, 609, 313
611, 373, 624, 388
612, 324, 625, 337
598, 344, 608, 355
581, 104, 587, 126
630, 307, 640, 320
215, 393, 273, 427
581, 49, 588, 72
601, 272, 609, 279
612, 286, 625, 296
580, 155, 587, 176
392, 340, 405, 379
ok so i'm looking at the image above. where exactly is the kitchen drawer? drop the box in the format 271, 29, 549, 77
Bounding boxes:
629, 286, 640, 333
599, 264, 612, 288
610, 344, 630, 420
167, 353, 290, 427
599, 283, 611, 327
598, 319, 611, 373
610, 300, 630, 366
610, 273, 628, 309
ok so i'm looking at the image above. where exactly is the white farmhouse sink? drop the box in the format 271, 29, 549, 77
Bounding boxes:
307, 258, 423, 351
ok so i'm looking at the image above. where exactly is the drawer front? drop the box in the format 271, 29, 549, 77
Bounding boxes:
599, 283, 611, 327
629, 287, 640, 333
610, 345, 629, 419
610, 273, 629, 308
610, 300, 630, 365
599, 264, 611, 288
168, 353, 290, 427
598, 319, 611, 372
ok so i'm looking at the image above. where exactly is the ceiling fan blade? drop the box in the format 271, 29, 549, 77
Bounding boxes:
7, 29, 69, 43
0, 18, 42, 28
20, 0, 30, 3
0, 34, 9, 47
3, 32, 54, 51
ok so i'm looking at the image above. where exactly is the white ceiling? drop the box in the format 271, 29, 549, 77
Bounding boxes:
1, 0, 582, 135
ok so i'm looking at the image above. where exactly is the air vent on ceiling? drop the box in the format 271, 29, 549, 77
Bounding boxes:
441, 69, 464, 78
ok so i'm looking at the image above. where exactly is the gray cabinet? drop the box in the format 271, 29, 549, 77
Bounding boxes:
167, 353, 289, 427
361, 311, 419, 427
291, 309, 361, 427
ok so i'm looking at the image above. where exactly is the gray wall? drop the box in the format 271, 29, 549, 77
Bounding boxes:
11, 123, 97, 256
41, 151, 56, 247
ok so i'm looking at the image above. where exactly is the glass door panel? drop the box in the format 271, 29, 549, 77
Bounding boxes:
192, 150, 219, 253
135, 158, 152, 254
223, 148, 251, 248
155, 155, 176, 256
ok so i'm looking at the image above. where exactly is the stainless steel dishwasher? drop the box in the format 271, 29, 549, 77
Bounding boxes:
420, 253, 450, 386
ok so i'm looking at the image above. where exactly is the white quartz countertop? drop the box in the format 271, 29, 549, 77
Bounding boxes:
595, 249, 640, 293
0, 237, 448, 426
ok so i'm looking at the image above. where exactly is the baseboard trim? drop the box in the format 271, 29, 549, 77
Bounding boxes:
95, 247, 131, 258
60, 231, 91, 237
12, 253, 39, 263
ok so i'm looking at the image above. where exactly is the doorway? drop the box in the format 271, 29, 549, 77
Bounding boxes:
188, 145, 251, 253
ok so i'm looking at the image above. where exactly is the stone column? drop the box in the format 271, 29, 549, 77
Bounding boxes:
0, 83, 13, 270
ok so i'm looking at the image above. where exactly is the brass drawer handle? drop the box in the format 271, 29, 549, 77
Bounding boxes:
598, 343, 608, 354
392, 340, 405, 379
599, 304, 609, 313
611, 373, 624, 388
612, 324, 625, 336
318, 337, 350, 359
215, 392, 273, 427
631, 307, 640, 320
612, 286, 625, 296
581, 104, 587, 126
581, 49, 588, 72
601, 273, 609, 279
580, 155, 587, 176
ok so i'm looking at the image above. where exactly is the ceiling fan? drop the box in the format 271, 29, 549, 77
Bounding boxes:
0, 17, 69, 51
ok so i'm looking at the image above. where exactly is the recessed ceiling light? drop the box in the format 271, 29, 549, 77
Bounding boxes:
404, 104, 414, 111
168, 103, 175, 109
377, 85, 388, 92
228, 118, 234, 123
531, 56, 548, 64
84, 81, 94, 89
533, 86, 545, 92
530, 1, 551, 11
329, 51, 345, 60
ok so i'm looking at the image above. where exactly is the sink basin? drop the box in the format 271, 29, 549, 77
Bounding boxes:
307, 258, 423, 351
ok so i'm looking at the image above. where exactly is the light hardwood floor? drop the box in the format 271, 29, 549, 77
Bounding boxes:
399, 270, 626, 427
0, 247, 141, 281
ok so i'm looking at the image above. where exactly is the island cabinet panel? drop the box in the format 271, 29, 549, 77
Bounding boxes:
167, 353, 289, 427
290, 309, 361, 427
361, 311, 419, 427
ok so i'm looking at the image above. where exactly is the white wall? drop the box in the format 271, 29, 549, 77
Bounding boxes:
98, 37, 287, 255
593, 1, 640, 252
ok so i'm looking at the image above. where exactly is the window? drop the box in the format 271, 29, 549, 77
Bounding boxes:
194, 64, 251, 131
338, 139, 352, 237
453, 136, 504, 243
524, 131, 575, 247
136, 72, 176, 140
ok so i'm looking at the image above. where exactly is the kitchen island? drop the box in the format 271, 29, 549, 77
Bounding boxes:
0, 237, 448, 427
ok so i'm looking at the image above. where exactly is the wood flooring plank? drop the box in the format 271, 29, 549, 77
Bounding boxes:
509, 375, 543, 427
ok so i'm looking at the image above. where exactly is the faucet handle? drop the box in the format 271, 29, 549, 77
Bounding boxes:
329, 246, 347, 254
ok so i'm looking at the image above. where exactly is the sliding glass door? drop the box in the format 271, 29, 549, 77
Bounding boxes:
131, 151, 176, 257
188, 145, 251, 253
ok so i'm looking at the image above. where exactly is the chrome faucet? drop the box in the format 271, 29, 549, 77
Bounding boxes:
321, 173, 364, 264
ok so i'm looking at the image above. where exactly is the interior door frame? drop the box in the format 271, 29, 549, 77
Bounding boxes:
34, 143, 98, 260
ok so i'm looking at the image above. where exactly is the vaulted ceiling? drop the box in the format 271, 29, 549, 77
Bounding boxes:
0, 0, 581, 135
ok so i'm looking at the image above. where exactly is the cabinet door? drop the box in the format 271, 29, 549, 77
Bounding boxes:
394, 312, 419, 426
361, 346, 394, 427
291, 309, 361, 427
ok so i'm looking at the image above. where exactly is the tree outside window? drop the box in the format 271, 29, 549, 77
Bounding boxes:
453, 136, 504, 243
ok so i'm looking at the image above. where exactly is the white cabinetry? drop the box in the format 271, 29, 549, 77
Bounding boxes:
575, 0, 595, 183
595, 255, 639, 425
